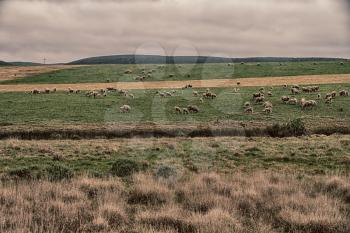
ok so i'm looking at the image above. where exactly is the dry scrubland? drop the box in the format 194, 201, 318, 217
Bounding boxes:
0, 172, 349, 233
0, 136, 349, 232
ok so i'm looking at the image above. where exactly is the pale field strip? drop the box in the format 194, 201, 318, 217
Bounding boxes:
0, 65, 87, 81
0, 74, 349, 92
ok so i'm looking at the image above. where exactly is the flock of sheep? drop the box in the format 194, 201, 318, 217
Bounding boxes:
30, 82, 349, 116
245, 84, 349, 114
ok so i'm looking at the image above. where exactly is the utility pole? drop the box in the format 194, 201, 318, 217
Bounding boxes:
43, 58, 46, 65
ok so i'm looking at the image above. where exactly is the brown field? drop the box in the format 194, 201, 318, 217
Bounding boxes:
0, 73, 350, 92
1, 171, 349, 233
0, 65, 86, 81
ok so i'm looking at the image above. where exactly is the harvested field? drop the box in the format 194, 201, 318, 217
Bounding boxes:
0, 65, 87, 81
0, 73, 349, 92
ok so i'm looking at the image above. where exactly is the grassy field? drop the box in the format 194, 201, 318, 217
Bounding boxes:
0, 84, 349, 125
2, 61, 350, 84
1, 135, 349, 179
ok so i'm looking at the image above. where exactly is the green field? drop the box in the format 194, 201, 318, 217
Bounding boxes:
0, 84, 349, 125
2, 61, 350, 84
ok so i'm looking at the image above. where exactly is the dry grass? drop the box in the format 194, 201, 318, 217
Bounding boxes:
0, 172, 349, 233
0, 73, 350, 92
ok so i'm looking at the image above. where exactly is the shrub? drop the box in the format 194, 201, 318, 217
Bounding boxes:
155, 165, 177, 179
287, 118, 306, 136
267, 118, 306, 137
110, 158, 140, 177
45, 164, 73, 181
7, 167, 34, 180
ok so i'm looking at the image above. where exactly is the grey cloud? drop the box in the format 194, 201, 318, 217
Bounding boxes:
0, 0, 349, 63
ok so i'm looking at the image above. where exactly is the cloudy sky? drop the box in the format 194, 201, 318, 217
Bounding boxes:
0, 0, 349, 63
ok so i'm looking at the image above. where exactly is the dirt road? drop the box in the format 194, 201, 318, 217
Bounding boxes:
0, 74, 349, 92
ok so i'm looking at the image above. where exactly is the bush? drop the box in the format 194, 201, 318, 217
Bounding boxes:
267, 118, 306, 137
287, 118, 306, 136
155, 165, 177, 179
110, 158, 140, 177
45, 164, 73, 181
7, 167, 34, 180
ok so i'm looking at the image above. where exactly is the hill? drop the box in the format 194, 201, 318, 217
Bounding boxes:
0, 61, 12, 66
9, 62, 42, 66
68, 54, 348, 65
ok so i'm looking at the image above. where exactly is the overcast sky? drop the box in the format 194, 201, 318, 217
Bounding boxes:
0, 0, 349, 63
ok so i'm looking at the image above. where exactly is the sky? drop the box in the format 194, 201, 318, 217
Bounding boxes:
0, 0, 349, 63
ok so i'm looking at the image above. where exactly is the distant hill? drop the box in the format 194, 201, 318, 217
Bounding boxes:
9, 62, 42, 66
0, 60, 12, 66
68, 54, 348, 65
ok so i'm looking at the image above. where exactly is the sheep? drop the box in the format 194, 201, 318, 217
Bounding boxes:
159, 92, 166, 98
187, 105, 199, 113
267, 91, 273, 97
124, 69, 132, 74
244, 107, 253, 114
263, 101, 273, 108
53, 88, 57, 93
317, 93, 322, 99
325, 93, 333, 100
175, 106, 183, 114
263, 107, 273, 114
193, 91, 199, 97
120, 105, 131, 113
106, 87, 117, 92
292, 85, 300, 89
255, 96, 265, 104
253, 92, 263, 99
302, 87, 311, 93
259, 87, 265, 93
281, 96, 290, 104
199, 98, 204, 103
244, 102, 251, 108
165, 92, 173, 97
288, 97, 298, 105
44, 88, 50, 94
300, 98, 317, 110
169, 74, 174, 78
331, 91, 337, 98
182, 108, 189, 114
171, 90, 177, 94
339, 90, 349, 97
75, 90, 80, 94
128, 93, 135, 99
283, 84, 288, 89
31, 89, 40, 95
291, 88, 301, 95
325, 96, 333, 104
237, 82, 241, 86
68, 88, 74, 93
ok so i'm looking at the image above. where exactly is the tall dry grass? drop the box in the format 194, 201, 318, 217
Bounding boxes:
0, 172, 349, 233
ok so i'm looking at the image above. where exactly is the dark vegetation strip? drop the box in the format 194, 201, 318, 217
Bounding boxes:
0, 120, 349, 140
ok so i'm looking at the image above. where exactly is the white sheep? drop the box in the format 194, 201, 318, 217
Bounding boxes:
288, 97, 298, 105
120, 105, 131, 113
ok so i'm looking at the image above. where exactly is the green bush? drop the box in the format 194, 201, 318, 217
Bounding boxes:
110, 158, 140, 177
267, 118, 306, 137
45, 164, 73, 181
287, 118, 306, 136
